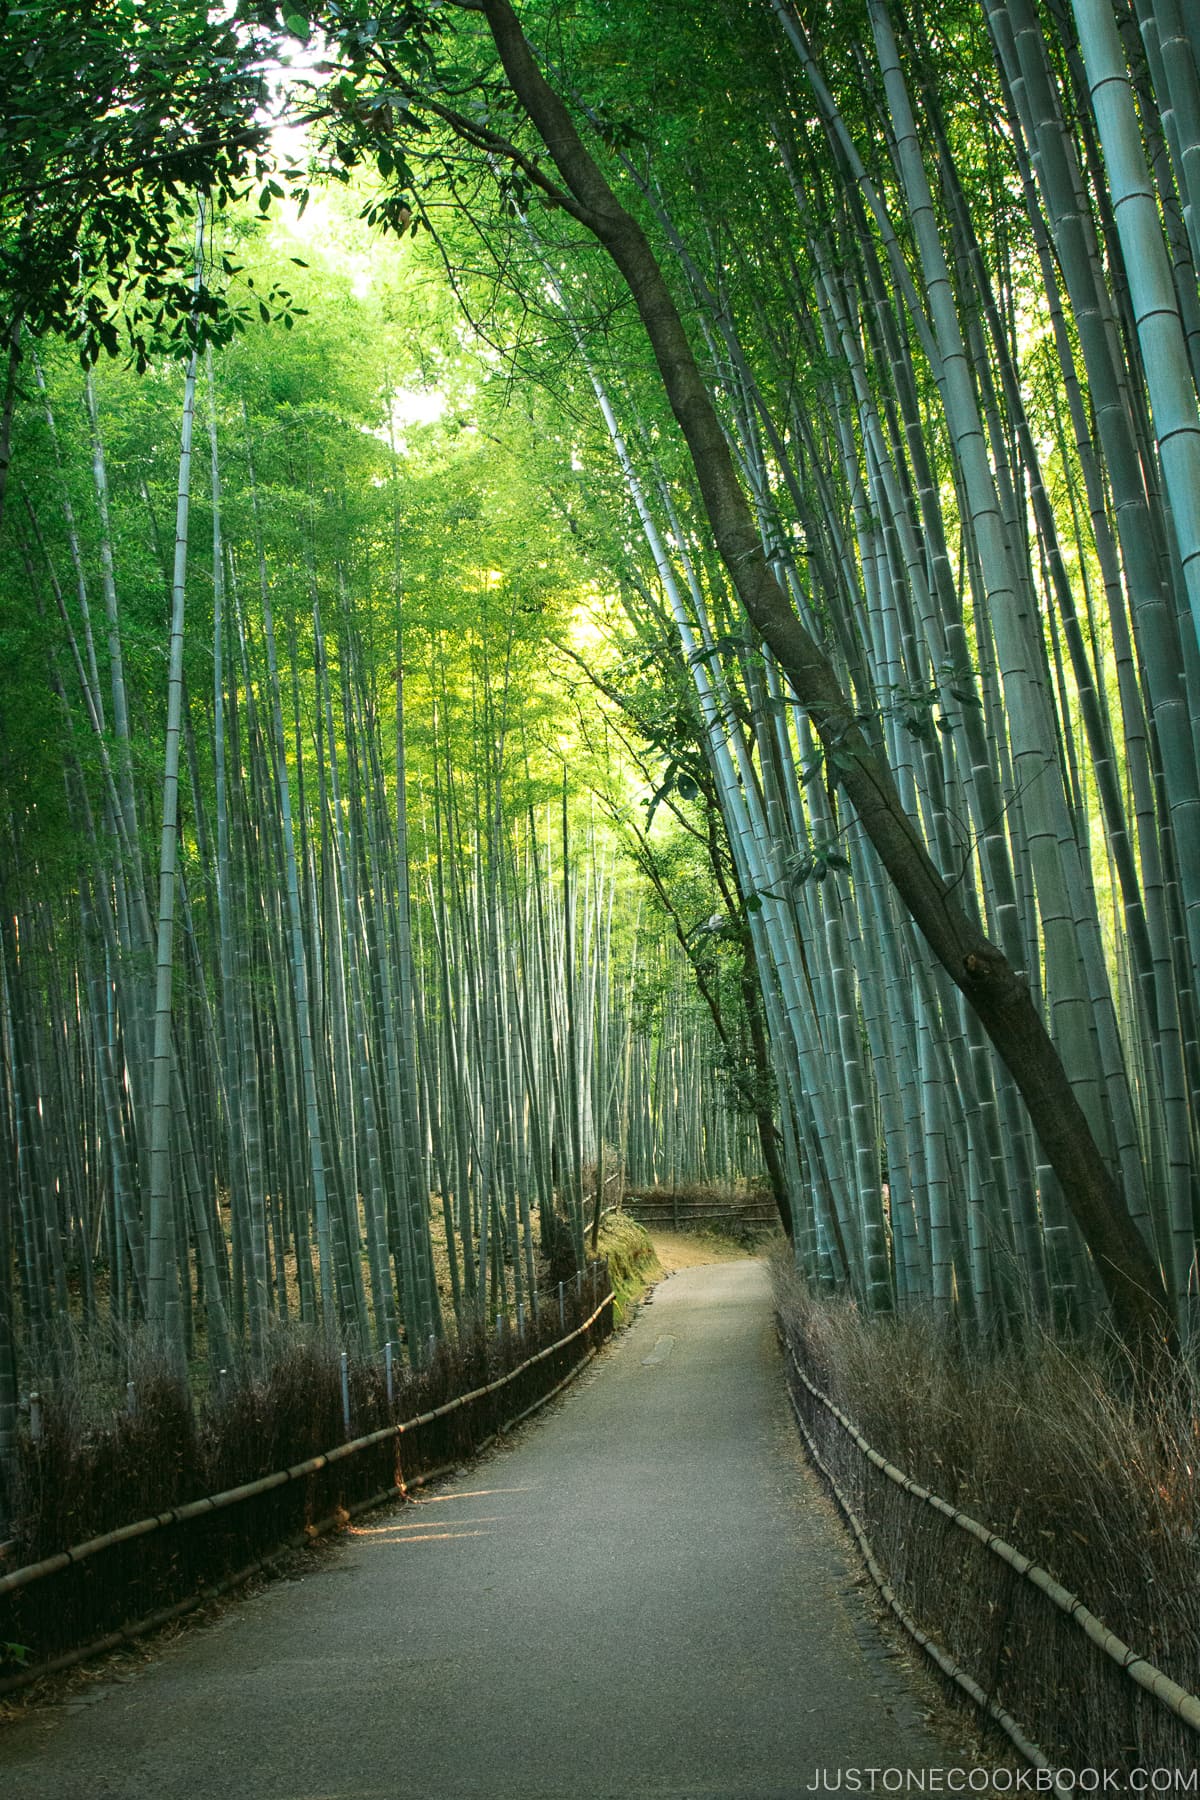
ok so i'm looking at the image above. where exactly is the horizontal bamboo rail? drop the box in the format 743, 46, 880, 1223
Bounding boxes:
781, 1331, 1200, 1743
781, 1344, 1060, 1780
0, 1289, 614, 1604
624, 1199, 776, 1223
627, 1203, 776, 1215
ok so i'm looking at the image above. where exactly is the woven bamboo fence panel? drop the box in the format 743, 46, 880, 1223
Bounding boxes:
780, 1321, 1200, 1776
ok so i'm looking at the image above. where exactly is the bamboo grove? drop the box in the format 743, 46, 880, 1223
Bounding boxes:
0, 248, 759, 1501
1, 0, 1200, 1468
327, 0, 1200, 1346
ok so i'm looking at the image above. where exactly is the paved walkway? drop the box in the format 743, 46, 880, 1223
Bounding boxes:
1, 1260, 955, 1799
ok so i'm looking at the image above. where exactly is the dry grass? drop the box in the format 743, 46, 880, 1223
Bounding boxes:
625, 1180, 779, 1249
0, 1265, 614, 1681
773, 1253, 1200, 1770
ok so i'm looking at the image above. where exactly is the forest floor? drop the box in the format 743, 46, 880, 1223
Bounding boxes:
647, 1224, 763, 1273
0, 1253, 1001, 1798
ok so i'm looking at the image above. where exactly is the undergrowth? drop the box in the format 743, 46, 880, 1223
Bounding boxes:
594, 1213, 660, 1323
0, 1266, 614, 1675
626, 1181, 778, 1246
773, 1253, 1200, 1769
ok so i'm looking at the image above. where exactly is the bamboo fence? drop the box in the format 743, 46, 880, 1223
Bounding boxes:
0, 1275, 614, 1689
780, 1319, 1200, 1775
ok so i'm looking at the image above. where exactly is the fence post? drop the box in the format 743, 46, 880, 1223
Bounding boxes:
28, 1392, 42, 1444
340, 1351, 351, 1438
517, 1302, 525, 1340
385, 1341, 394, 1407
558, 1280, 565, 1332
427, 1335, 437, 1366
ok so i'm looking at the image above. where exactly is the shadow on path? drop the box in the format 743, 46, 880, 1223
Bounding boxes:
0, 1260, 957, 1799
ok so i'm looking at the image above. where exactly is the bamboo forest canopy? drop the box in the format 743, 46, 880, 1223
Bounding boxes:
2, 0, 1200, 1399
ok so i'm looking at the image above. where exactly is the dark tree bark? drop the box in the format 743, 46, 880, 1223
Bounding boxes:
476, 0, 1172, 1360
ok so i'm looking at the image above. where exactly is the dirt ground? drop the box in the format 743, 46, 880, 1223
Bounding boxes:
646, 1224, 757, 1273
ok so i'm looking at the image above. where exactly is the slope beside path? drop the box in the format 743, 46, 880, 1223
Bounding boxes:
0, 1259, 962, 1799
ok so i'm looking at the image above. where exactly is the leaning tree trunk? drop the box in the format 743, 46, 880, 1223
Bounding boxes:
476, 0, 1173, 1361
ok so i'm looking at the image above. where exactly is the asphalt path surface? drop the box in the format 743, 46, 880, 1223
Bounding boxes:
1, 1258, 958, 1799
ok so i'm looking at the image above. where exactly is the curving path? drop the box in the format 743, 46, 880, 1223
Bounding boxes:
0, 1259, 957, 1799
